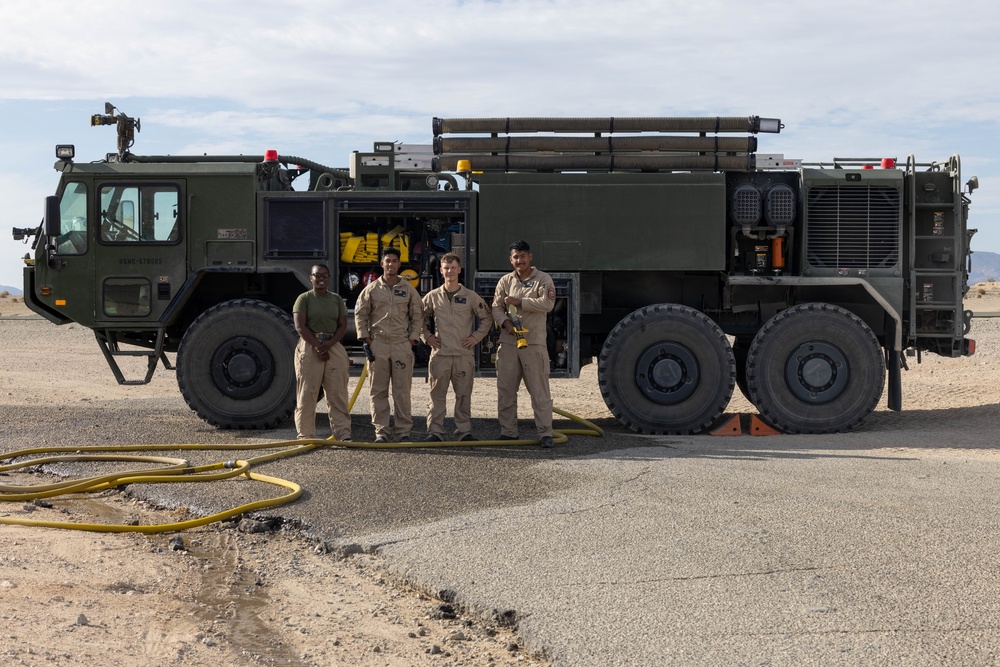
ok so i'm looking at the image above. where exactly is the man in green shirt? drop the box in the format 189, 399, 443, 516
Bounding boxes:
292, 264, 352, 441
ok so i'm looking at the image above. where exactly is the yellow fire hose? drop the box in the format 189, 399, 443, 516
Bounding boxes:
1, 362, 603, 533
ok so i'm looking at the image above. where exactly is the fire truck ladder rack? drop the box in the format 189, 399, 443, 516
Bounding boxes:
431, 115, 782, 173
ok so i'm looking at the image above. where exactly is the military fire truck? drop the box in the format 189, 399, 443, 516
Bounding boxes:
12, 104, 979, 435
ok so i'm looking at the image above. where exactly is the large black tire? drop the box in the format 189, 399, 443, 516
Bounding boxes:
598, 304, 735, 434
176, 299, 298, 429
746, 303, 884, 434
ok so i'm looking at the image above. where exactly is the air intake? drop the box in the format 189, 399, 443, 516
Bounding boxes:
731, 184, 761, 227
765, 184, 796, 227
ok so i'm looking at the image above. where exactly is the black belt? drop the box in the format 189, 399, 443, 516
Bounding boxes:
315, 333, 334, 342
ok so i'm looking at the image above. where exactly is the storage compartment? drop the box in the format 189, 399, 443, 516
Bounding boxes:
331, 194, 471, 309
476, 173, 727, 272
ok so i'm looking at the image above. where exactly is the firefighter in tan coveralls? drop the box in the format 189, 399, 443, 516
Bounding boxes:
491, 240, 557, 448
292, 264, 352, 441
421, 253, 492, 442
355, 247, 423, 442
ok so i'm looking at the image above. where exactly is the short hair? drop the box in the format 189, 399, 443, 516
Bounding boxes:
381, 247, 401, 260
440, 252, 462, 265
311, 263, 330, 275
509, 240, 531, 254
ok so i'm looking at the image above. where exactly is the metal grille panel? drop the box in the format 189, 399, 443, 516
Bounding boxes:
731, 184, 761, 226
805, 185, 900, 268
765, 184, 796, 226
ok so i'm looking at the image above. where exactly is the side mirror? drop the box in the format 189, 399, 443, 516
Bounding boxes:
44, 195, 61, 237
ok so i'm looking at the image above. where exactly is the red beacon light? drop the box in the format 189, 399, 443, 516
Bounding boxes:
263, 149, 279, 162
881, 157, 896, 169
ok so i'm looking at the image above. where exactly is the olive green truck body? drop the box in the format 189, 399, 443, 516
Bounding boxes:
16, 111, 978, 434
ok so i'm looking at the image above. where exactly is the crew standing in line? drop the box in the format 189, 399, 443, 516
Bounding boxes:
355, 247, 423, 443
422, 252, 492, 442
292, 264, 352, 442
491, 240, 557, 448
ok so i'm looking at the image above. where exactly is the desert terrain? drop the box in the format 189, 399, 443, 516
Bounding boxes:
1, 283, 999, 666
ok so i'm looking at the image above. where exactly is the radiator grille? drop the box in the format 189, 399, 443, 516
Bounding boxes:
805, 185, 900, 268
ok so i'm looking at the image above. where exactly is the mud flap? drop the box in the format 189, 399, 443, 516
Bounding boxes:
886, 348, 901, 412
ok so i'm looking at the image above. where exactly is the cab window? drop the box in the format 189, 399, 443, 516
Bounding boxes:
102, 277, 151, 317
55, 181, 88, 255
99, 184, 180, 243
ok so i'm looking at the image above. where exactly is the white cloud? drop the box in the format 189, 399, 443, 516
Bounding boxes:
2, 0, 999, 289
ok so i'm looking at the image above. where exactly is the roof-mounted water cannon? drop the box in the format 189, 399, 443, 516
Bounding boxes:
91, 102, 140, 162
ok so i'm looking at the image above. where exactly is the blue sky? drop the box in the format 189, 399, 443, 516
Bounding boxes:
3, 0, 999, 291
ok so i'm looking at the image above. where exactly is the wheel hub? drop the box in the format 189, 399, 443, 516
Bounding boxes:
636, 343, 699, 405
210, 337, 274, 399
784, 341, 849, 404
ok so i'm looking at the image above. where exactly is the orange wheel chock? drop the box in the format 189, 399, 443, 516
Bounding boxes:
749, 415, 781, 436
710, 414, 743, 436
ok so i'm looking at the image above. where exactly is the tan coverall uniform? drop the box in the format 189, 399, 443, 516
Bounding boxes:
293, 290, 352, 441
491, 267, 556, 438
422, 285, 492, 438
355, 276, 423, 440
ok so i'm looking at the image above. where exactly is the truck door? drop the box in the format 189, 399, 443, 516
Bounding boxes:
92, 181, 186, 324
41, 180, 97, 325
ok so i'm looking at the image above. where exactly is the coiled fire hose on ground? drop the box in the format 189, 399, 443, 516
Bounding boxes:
0, 362, 603, 533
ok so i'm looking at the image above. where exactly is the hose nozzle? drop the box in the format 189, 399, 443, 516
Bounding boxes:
507, 304, 528, 349
514, 328, 528, 349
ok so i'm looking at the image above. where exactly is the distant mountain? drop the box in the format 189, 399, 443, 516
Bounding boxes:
0, 285, 23, 297
970, 251, 1000, 285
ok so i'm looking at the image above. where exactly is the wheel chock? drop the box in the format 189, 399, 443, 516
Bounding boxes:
710, 414, 743, 436
749, 415, 781, 436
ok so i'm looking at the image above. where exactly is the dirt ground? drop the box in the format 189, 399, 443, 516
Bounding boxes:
2, 283, 999, 666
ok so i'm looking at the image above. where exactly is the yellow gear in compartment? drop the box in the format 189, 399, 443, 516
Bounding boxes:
400, 268, 418, 288
393, 234, 410, 263
340, 235, 363, 263
381, 225, 405, 245
340, 228, 410, 264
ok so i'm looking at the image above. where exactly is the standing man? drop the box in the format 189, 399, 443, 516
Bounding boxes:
292, 264, 352, 442
491, 240, 556, 448
422, 252, 492, 442
355, 247, 423, 442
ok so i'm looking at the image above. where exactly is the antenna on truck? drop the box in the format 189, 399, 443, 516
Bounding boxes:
91, 102, 141, 162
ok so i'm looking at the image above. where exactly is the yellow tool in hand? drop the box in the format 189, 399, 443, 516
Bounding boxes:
507, 304, 528, 349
